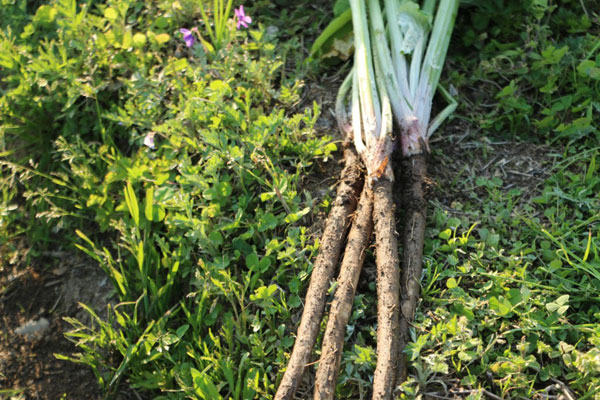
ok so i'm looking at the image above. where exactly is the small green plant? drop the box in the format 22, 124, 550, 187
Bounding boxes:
180, 0, 252, 56
197, 0, 234, 51
452, 1, 599, 145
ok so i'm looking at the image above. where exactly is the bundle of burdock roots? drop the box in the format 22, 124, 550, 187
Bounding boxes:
276, 1, 459, 399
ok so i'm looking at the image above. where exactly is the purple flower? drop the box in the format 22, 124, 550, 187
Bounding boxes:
179, 28, 195, 47
144, 132, 156, 149
234, 6, 252, 29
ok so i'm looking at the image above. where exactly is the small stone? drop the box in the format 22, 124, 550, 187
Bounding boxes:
15, 318, 50, 339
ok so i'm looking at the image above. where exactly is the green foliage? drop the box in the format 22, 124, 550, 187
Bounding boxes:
406, 140, 600, 397
1, 0, 334, 397
61, 22, 332, 395
451, 0, 599, 145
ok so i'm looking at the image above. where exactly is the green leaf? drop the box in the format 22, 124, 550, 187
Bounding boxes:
556, 294, 569, 305
154, 32, 170, 44
154, 16, 170, 29
333, 0, 350, 16
258, 213, 279, 232
545, 296, 569, 314
557, 305, 569, 315
124, 182, 140, 227
137, 240, 144, 273
145, 187, 154, 222
549, 258, 562, 269
176, 325, 190, 338
288, 294, 301, 308
246, 253, 259, 270
396, 1, 432, 54
144, 187, 165, 222
191, 368, 222, 399
164, 58, 188, 75
209, 231, 223, 246
133, 32, 147, 47
33, 5, 57, 25
257, 256, 271, 273
104, 7, 118, 21
496, 80, 517, 98
490, 296, 512, 316
439, 228, 452, 240
161, 333, 179, 346
540, 45, 568, 65
578, 60, 600, 80
251, 284, 278, 301
285, 207, 310, 224
487, 233, 500, 247
310, 9, 352, 58
75, 229, 96, 249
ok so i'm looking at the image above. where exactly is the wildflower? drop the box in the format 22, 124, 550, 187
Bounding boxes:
144, 132, 156, 149
234, 6, 252, 29
179, 28, 195, 47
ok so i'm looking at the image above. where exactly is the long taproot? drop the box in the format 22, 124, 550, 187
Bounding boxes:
397, 153, 428, 384
314, 187, 374, 400
372, 177, 401, 400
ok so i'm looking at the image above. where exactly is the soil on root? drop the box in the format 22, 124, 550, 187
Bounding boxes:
396, 154, 428, 384
372, 178, 401, 400
0, 252, 113, 400
314, 187, 373, 400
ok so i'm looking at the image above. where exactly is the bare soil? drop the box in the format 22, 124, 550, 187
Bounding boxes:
0, 250, 113, 400
428, 126, 555, 207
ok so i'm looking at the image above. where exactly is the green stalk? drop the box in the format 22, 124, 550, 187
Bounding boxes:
384, 0, 411, 100
310, 9, 352, 58
198, 0, 216, 47
371, 8, 394, 177
350, 0, 381, 145
221, 0, 234, 42
352, 68, 366, 156
213, 0, 219, 41
335, 67, 354, 136
422, 0, 436, 14
415, 0, 459, 132
217, 0, 222, 35
374, 40, 394, 167
369, 0, 412, 125
426, 84, 457, 137
409, 34, 426, 100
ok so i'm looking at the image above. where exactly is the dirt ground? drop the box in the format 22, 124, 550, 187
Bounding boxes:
0, 249, 112, 400
428, 122, 555, 206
